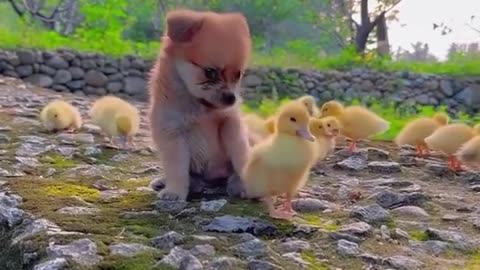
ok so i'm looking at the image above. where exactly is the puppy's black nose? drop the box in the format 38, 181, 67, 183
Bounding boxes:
221, 92, 236, 106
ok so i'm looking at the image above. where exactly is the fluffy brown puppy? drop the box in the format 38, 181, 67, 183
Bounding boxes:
148, 9, 252, 201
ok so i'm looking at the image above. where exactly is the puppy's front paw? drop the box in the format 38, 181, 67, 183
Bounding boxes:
149, 178, 166, 192
157, 186, 188, 201
227, 173, 246, 198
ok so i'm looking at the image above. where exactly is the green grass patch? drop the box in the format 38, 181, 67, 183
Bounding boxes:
96, 251, 169, 270
409, 230, 429, 241
300, 251, 329, 270
40, 154, 77, 169
42, 182, 100, 200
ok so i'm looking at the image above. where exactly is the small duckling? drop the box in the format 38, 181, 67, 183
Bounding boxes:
242, 101, 316, 220
296, 95, 320, 117
309, 116, 341, 162
456, 136, 480, 170
243, 113, 269, 145
395, 112, 449, 156
264, 116, 276, 134
90, 96, 140, 148
425, 123, 480, 171
320, 100, 390, 152
40, 99, 82, 132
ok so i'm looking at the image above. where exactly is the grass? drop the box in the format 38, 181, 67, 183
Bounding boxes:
242, 97, 480, 141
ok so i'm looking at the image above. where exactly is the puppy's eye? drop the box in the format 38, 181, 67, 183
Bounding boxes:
204, 68, 219, 81
234, 71, 242, 81
290, 117, 297, 122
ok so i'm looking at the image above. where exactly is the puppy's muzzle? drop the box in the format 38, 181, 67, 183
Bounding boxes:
221, 92, 236, 106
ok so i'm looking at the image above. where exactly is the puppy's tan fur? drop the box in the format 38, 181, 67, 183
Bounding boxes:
148, 9, 252, 201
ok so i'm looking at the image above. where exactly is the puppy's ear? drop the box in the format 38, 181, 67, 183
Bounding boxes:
165, 10, 204, 43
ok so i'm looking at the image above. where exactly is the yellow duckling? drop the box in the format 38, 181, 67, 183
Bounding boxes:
320, 100, 390, 152
309, 116, 341, 162
395, 112, 449, 156
243, 113, 269, 145
90, 96, 140, 148
40, 99, 82, 132
242, 101, 316, 220
296, 95, 320, 117
456, 136, 480, 170
264, 116, 276, 135
425, 123, 480, 171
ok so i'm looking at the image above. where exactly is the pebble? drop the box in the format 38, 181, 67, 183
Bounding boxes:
350, 204, 391, 225
33, 258, 68, 270
292, 198, 338, 212
230, 239, 269, 258
336, 239, 361, 256
408, 240, 449, 256
109, 242, 155, 257
190, 244, 215, 257
280, 240, 311, 253
376, 191, 428, 209
56, 206, 100, 216
383, 255, 424, 269
203, 215, 278, 237
151, 231, 185, 249
47, 238, 102, 266
156, 246, 200, 269
155, 199, 188, 214
200, 199, 227, 212
247, 259, 283, 270
339, 222, 372, 236
206, 256, 244, 270
334, 156, 368, 171
391, 206, 430, 220
367, 161, 402, 173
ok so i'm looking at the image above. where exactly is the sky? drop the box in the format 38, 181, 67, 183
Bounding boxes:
385, 0, 480, 60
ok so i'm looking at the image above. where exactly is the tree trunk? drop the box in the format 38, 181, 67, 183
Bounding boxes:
376, 13, 390, 56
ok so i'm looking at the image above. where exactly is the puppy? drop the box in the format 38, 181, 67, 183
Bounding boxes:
148, 9, 252, 201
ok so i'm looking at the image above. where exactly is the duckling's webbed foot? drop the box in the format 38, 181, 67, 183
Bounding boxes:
264, 196, 293, 221
347, 141, 358, 152
280, 195, 298, 216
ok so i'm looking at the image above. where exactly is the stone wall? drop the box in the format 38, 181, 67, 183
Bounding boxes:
1, 48, 479, 114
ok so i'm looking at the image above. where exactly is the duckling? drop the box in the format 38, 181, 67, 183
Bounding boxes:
243, 113, 269, 143
395, 112, 449, 156
296, 95, 320, 117
242, 101, 316, 220
320, 100, 390, 152
309, 116, 341, 162
425, 123, 480, 171
456, 136, 480, 170
90, 96, 140, 148
39, 99, 82, 133
264, 116, 276, 134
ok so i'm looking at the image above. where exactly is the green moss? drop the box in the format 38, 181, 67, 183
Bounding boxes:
40, 154, 76, 169
409, 230, 429, 241
385, 217, 396, 229
322, 223, 340, 232
42, 183, 100, 200
96, 251, 170, 270
300, 251, 329, 270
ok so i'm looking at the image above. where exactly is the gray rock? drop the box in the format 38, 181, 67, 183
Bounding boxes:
339, 222, 372, 236
426, 162, 450, 176
85, 70, 108, 87
281, 252, 311, 267
376, 191, 428, 209
100, 189, 128, 201
155, 199, 188, 214
200, 199, 227, 212
111, 153, 129, 162
57, 133, 94, 144
329, 232, 363, 243
440, 80, 453, 96
280, 240, 311, 253
191, 235, 218, 242
66, 80, 85, 90
416, 94, 430, 105
56, 146, 76, 157
124, 76, 147, 94
109, 242, 155, 257
179, 254, 203, 270
242, 74, 263, 87
380, 225, 391, 240
206, 256, 244, 270
426, 228, 478, 252
334, 156, 367, 171
151, 231, 185, 249
455, 84, 480, 109
204, 215, 278, 236
391, 206, 430, 220
16, 65, 33, 77
190, 244, 215, 257
248, 259, 283, 270
156, 247, 197, 269
337, 239, 361, 256
53, 69, 72, 84
362, 147, 390, 160
47, 238, 102, 266
25, 74, 54, 88
367, 161, 402, 174
409, 240, 448, 256
33, 258, 68, 270
230, 239, 268, 257
393, 228, 410, 240
57, 207, 100, 216
0, 204, 25, 227
69, 67, 85, 79
291, 198, 338, 212
17, 49, 36, 65
46, 56, 69, 69
40, 65, 56, 75
383, 255, 424, 270
106, 81, 123, 93
0, 192, 23, 208
350, 204, 391, 225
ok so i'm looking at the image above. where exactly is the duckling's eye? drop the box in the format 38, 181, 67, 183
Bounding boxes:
290, 117, 297, 122
318, 125, 322, 129
54, 114, 58, 118
327, 123, 331, 127
324, 108, 328, 112
204, 68, 219, 81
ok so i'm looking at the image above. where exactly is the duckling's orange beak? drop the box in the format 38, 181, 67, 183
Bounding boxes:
296, 126, 315, 142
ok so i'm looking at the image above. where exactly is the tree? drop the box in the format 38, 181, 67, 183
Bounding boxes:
395, 42, 438, 62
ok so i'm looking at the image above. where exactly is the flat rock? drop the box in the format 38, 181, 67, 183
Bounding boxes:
155, 199, 188, 214
350, 204, 390, 225
368, 161, 402, 173
190, 244, 215, 257
47, 238, 102, 266
408, 240, 449, 256
247, 259, 283, 270
383, 255, 424, 270
57, 133, 94, 144
391, 206, 430, 220
206, 256, 244, 270
200, 199, 227, 212
204, 215, 277, 236
33, 258, 68, 270
156, 246, 200, 269
292, 198, 338, 212
109, 242, 155, 257
281, 252, 311, 267
280, 240, 311, 253
376, 191, 428, 209
57, 207, 99, 216
334, 156, 367, 171
151, 231, 185, 249
230, 239, 269, 258
0, 204, 25, 227
329, 232, 363, 243
339, 222, 372, 236
337, 239, 361, 256
426, 228, 478, 252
